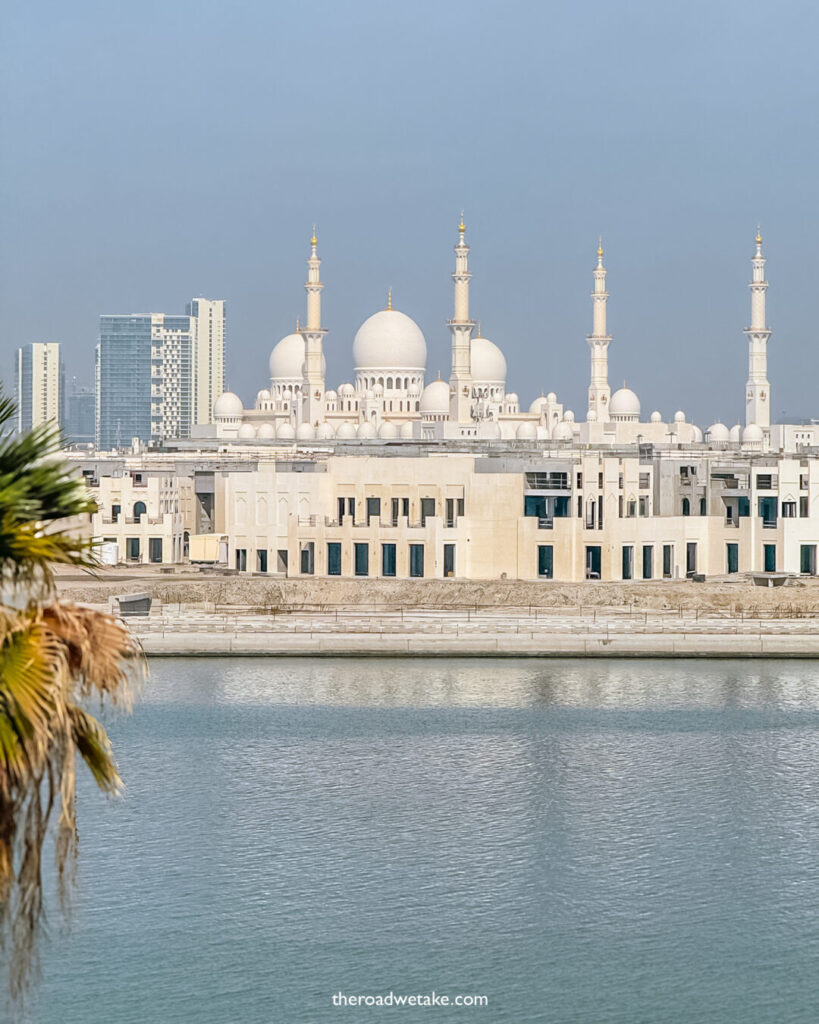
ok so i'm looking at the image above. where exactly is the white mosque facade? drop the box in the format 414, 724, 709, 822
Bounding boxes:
209, 221, 780, 451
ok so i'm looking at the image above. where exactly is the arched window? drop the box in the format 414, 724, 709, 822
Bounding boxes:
682, 498, 690, 516
416, 401, 420, 412
134, 501, 147, 519
387, 377, 393, 390
700, 497, 707, 516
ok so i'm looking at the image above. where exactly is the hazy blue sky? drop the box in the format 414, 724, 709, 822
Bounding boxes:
2, 0, 817, 424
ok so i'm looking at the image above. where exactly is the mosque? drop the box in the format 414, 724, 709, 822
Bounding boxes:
208, 220, 778, 452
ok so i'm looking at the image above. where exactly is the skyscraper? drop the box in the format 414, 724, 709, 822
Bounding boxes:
65, 376, 95, 445
96, 298, 225, 449
15, 342, 63, 433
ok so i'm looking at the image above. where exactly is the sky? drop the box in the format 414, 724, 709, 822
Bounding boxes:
2, 0, 818, 425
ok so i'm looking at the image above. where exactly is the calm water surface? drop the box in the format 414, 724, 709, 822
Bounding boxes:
26, 658, 819, 1023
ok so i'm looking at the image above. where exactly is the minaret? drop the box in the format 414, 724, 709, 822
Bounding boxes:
743, 229, 771, 429
448, 214, 475, 423
587, 238, 611, 422
302, 227, 327, 425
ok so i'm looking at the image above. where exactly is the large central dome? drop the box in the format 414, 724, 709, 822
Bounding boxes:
353, 309, 427, 372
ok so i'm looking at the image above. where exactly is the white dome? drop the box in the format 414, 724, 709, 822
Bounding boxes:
325, 389, 338, 401
237, 423, 256, 439
547, 392, 557, 402
505, 392, 519, 405
214, 391, 243, 418
516, 421, 537, 439
485, 422, 502, 439
610, 387, 641, 418
399, 421, 415, 439
729, 423, 742, 442
257, 422, 276, 438
378, 421, 398, 439
315, 422, 334, 439
276, 422, 295, 440
674, 410, 686, 423
407, 381, 422, 398
296, 423, 315, 440
471, 337, 507, 384
256, 389, 271, 403
587, 409, 598, 422
419, 380, 450, 416
335, 422, 356, 439
707, 422, 730, 442
353, 309, 426, 371
269, 333, 325, 382
339, 383, 355, 397
650, 410, 662, 423
529, 395, 549, 415
357, 421, 377, 439
536, 424, 550, 440
564, 409, 575, 423
692, 426, 703, 442
553, 421, 574, 440
742, 423, 764, 443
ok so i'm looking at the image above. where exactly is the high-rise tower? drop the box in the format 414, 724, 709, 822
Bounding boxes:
587, 239, 611, 422
302, 228, 327, 425
448, 215, 475, 423
743, 230, 772, 429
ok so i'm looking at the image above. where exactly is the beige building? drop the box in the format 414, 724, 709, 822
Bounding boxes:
16, 341, 62, 433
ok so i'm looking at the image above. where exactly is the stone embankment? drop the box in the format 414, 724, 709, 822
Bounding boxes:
55, 568, 819, 657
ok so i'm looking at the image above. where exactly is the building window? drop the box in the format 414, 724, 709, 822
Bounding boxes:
576, 472, 582, 488
699, 497, 707, 515
134, 501, 147, 519
354, 543, 369, 576
409, 544, 424, 578
148, 537, 162, 563
444, 543, 456, 577
763, 544, 776, 573
112, 504, 121, 519
126, 537, 140, 561
800, 496, 809, 517
277, 549, 288, 573
537, 545, 553, 578
420, 497, 435, 526
598, 472, 603, 488
726, 543, 739, 574
366, 497, 381, 524
686, 542, 697, 577
639, 496, 648, 517
586, 545, 601, 580
682, 498, 690, 516
642, 545, 653, 579
235, 547, 247, 572
757, 474, 773, 490
338, 497, 355, 523
622, 545, 634, 580
782, 501, 797, 518
382, 543, 396, 577
327, 542, 342, 576
663, 544, 673, 578
639, 473, 650, 489
257, 550, 268, 573
758, 497, 777, 525
800, 544, 816, 575
627, 500, 636, 517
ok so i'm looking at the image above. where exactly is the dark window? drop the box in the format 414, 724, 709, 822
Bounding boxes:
727, 543, 739, 574
642, 545, 653, 579
663, 544, 673, 578
524, 495, 547, 518
420, 498, 435, 526
598, 472, 603, 488
366, 497, 381, 524
257, 549, 268, 573
149, 537, 162, 563
382, 543, 396, 577
409, 544, 424, 577
801, 496, 809, 517
327, 542, 342, 575
764, 544, 776, 572
443, 543, 455, 577
738, 497, 750, 517
782, 501, 797, 518
758, 496, 777, 525
699, 497, 707, 515
112, 504, 121, 518
576, 472, 582, 488
686, 542, 697, 576
126, 537, 140, 561
622, 545, 634, 580
235, 547, 247, 572
300, 543, 314, 575
757, 474, 773, 490
682, 498, 690, 516
585, 545, 601, 580
800, 544, 816, 575
537, 545, 553, 578
134, 501, 147, 519
277, 549, 288, 573
354, 543, 369, 576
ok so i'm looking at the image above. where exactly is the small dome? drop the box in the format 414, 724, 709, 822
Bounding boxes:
529, 395, 549, 415
399, 421, 415, 439
296, 423, 315, 440
373, 383, 384, 397
325, 389, 338, 401
353, 309, 427, 371
407, 381, 423, 398
729, 423, 742, 442
315, 422, 334, 439
552, 421, 574, 440
587, 409, 598, 422
269, 333, 326, 381
214, 391, 243, 418
610, 387, 641, 418
547, 392, 557, 403
237, 423, 256, 439
335, 421, 356, 439
742, 423, 764, 443
257, 422, 276, 438
257, 389, 271, 403
536, 424, 550, 440
516, 421, 537, 440
339, 383, 355, 398
505, 392, 519, 405
485, 421, 502, 439
276, 422, 295, 440
564, 409, 575, 423
650, 410, 662, 423
357, 421, 376, 439
419, 380, 450, 416
378, 421, 398, 439
471, 337, 507, 384
707, 422, 730, 442
674, 410, 686, 423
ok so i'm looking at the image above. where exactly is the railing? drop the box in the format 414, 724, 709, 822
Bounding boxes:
537, 517, 554, 530
762, 519, 778, 529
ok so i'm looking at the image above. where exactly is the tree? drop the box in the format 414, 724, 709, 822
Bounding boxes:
0, 391, 144, 999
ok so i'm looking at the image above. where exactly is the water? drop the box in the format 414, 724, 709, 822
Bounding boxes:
24, 658, 819, 1023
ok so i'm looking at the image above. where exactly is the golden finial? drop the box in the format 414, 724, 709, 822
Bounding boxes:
756, 225, 762, 245
437, 370, 441, 381
597, 236, 604, 258
476, 321, 482, 338
296, 317, 300, 331
311, 225, 317, 246
387, 287, 392, 311
458, 211, 465, 234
